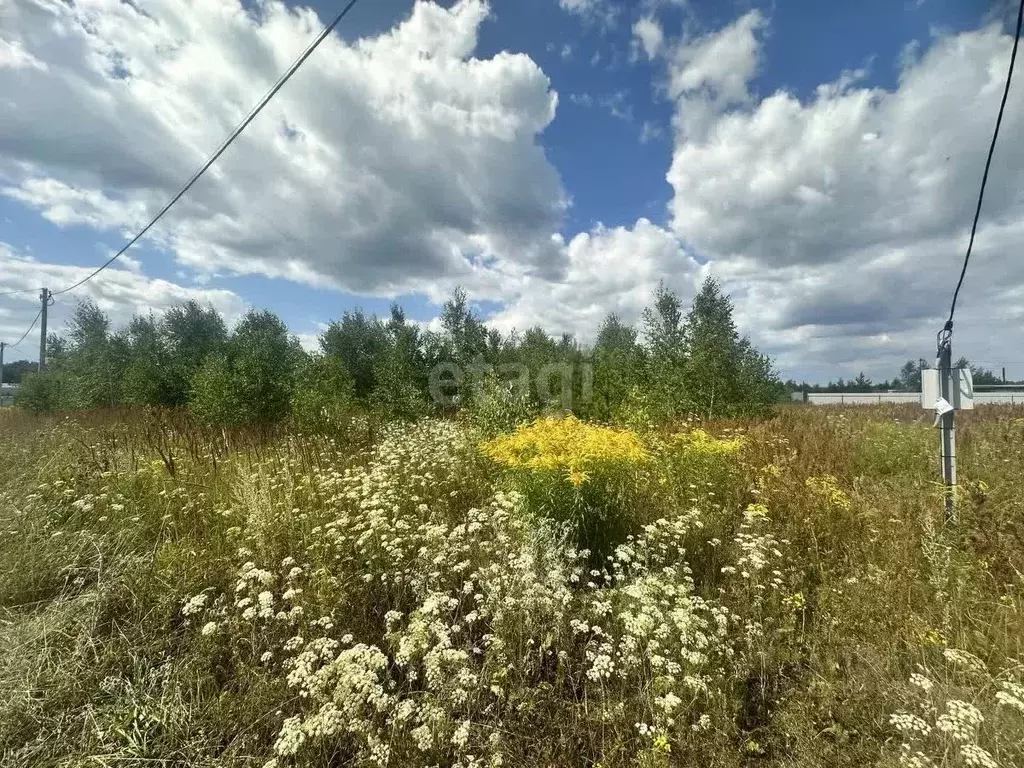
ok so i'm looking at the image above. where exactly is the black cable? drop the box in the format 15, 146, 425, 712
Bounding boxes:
6, 307, 44, 349
0, 286, 41, 298
51, 0, 364, 297
947, 0, 1024, 326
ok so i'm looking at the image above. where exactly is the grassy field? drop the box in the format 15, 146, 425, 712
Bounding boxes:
1, 406, 1022, 767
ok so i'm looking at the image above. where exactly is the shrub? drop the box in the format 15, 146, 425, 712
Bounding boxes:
189, 354, 243, 426
368, 349, 425, 423
13, 371, 67, 413
291, 356, 355, 433
480, 415, 649, 556
464, 369, 534, 437
188, 311, 303, 427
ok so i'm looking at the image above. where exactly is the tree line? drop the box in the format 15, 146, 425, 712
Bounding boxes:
9, 277, 783, 426
785, 358, 1019, 394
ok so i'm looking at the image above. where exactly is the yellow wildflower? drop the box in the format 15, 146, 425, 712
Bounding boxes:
673, 428, 745, 457
480, 415, 647, 487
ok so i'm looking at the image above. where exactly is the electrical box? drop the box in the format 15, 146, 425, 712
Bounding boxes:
921, 368, 974, 410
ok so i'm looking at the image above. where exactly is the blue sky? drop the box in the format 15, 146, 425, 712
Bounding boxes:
2, 0, 1023, 381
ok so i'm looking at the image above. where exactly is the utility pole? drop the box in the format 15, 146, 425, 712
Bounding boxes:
38, 287, 49, 373
936, 324, 956, 524
0, 341, 5, 388
1003, 366, 1007, 383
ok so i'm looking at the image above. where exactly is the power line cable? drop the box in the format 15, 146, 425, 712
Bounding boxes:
50, 0, 364, 297
5, 307, 44, 350
0, 286, 42, 298
946, 0, 1024, 328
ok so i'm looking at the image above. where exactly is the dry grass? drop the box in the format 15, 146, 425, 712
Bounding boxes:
0, 405, 1022, 767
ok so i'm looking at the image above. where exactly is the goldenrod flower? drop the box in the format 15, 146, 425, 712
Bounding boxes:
480, 415, 647, 487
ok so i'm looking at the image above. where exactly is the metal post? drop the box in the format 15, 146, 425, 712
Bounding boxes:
38, 287, 49, 373
937, 329, 956, 524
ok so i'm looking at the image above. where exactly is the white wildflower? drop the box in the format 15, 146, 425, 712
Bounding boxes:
960, 744, 998, 768
943, 648, 986, 674
181, 593, 209, 616
995, 681, 1024, 713
890, 712, 932, 737
936, 699, 983, 742
452, 719, 471, 748
910, 672, 934, 693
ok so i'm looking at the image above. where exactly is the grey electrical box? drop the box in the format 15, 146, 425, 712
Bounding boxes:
921, 368, 974, 410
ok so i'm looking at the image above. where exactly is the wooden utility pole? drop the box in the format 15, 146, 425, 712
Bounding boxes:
38, 287, 49, 373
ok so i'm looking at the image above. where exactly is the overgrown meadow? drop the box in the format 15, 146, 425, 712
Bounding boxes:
1, 404, 1022, 768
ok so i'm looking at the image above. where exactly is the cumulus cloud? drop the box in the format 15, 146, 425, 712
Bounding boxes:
0, 0, 565, 299
489, 218, 700, 341
658, 13, 1024, 379
664, 10, 766, 136
0, 242, 246, 356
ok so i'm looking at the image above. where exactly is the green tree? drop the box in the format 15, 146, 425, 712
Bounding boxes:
189, 354, 243, 426
370, 304, 427, 420
370, 345, 425, 421
896, 359, 928, 392
121, 314, 174, 406
682, 277, 780, 417
735, 337, 784, 408
320, 309, 389, 399
641, 282, 689, 421
955, 357, 1003, 386
61, 300, 125, 409
189, 310, 301, 426
230, 310, 303, 424
434, 287, 489, 408
683, 278, 743, 417
517, 326, 560, 407
643, 281, 686, 359
0, 359, 34, 385
440, 287, 488, 366
851, 372, 873, 393
162, 301, 228, 406
590, 313, 644, 421
291, 355, 355, 432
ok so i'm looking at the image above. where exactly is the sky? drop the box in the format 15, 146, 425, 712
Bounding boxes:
1, 0, 1023, 383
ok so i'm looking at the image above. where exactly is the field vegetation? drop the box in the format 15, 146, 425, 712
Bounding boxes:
1, 403, 1023, 767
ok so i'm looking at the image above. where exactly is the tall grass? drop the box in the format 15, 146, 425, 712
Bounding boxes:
0, 405, 1022, 767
